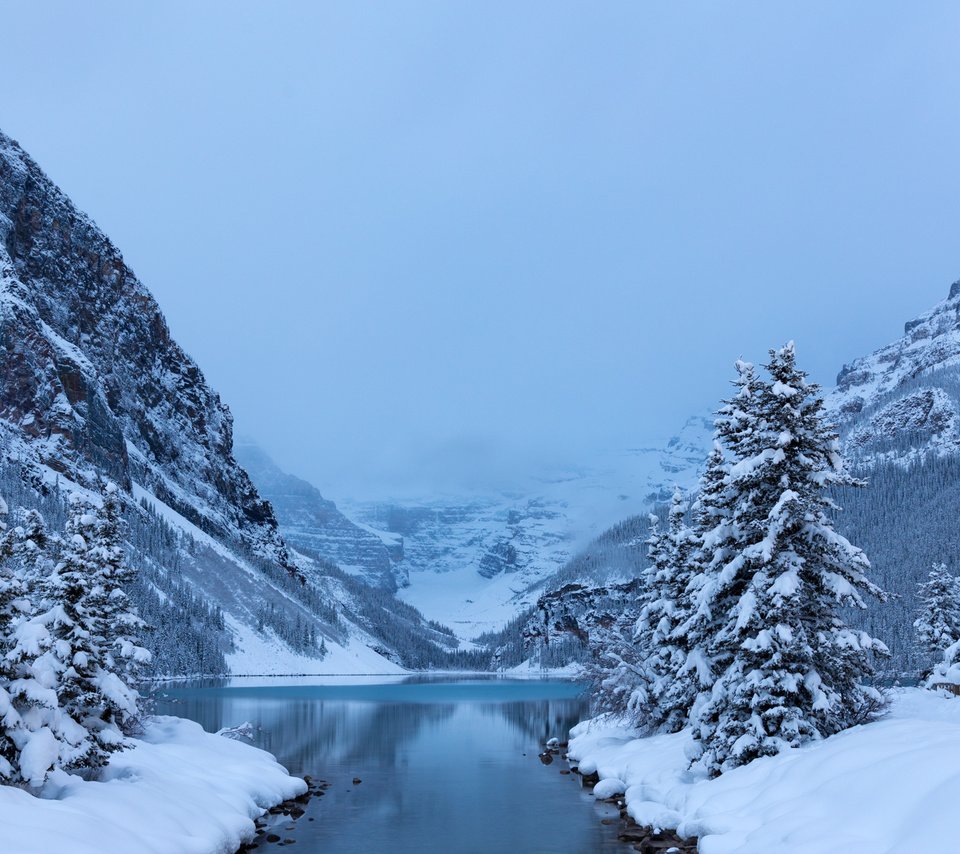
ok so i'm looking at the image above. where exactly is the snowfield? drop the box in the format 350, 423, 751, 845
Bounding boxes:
0, 715, 305, 854
568, 688, 960, 854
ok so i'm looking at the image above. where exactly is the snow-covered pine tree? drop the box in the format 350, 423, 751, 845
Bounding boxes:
692, 343, 888, 776
39, 493, 123, 769
662, 445, 728, 733
638, 488, 696, 733
4, 506, 93, 787
0, 494, 24, 780
914, 564, 960, 666
90, 482, 150, 733
915, 564, 960, 690
680, 360, 765, 763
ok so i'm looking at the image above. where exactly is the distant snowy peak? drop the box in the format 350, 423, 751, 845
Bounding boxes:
333, 417, 714, 638
0, 128, 292, 572
827, 279, 960, 424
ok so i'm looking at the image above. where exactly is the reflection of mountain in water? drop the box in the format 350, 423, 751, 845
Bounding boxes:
150, 680, 626, 854
153, 689, 454, 771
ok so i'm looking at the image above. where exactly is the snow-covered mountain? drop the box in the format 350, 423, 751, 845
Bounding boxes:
0, 128, 455, 676
819, 278, 960, 672
15, 114, 955, 676
331, 416, 714, 638
475, 280, 960, 673
0, 126, 715, 673
826, 280, 960, 464
0, 130, 291, 572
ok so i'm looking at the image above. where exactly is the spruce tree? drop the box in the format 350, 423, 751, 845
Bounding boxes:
0, 496, 23, 780
915, 564, 960, 689
619, 513, 666, 725
914, 564, 960, 663
663, 445, 728, 733
90, 482, 150, 733
641, 488, 696, 732
4, 506, 93, 786
40, 493, 121, 769
683, 360, 767, 765
692, 344, 888, 776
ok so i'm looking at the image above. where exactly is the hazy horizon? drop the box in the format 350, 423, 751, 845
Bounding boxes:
3, 2, 960, 501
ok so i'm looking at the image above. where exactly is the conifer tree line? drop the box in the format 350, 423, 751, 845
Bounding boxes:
0, 482, 150, 788
590, 343, 890, 776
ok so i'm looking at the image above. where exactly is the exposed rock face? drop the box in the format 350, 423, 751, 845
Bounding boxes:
828, 281, 960, 427
823, 278, 960, 467
235, 442, 399, 588
0, 129, 292, 571
845, 387, 960, 460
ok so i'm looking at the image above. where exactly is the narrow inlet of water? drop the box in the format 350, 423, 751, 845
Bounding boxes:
152, 676, 631, 853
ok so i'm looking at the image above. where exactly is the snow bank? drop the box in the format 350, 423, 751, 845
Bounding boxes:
0, 715, 306, 854
568, 688, 960, 854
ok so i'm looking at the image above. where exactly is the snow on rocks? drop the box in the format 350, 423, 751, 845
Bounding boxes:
567, 688, 960, 854
0, 715, 306, 854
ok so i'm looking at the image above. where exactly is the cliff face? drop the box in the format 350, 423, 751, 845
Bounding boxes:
235, 442, 400, 588
826, 279, 960, 465
0, 130, 291, 570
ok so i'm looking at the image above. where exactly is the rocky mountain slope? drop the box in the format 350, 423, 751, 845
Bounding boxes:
827, 280, 960, 464
0, 128, 467, 676
821, 279, 960, 672
235, 442, 399, 589
0, 130, 290, 570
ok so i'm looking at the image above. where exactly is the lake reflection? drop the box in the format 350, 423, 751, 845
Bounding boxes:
151, 677, 629, 854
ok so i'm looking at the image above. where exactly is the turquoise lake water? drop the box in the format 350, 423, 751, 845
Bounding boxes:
151, 676, 630, 854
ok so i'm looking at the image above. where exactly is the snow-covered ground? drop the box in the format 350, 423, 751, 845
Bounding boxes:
0, 716, 305, 854
568, 687, 960, 854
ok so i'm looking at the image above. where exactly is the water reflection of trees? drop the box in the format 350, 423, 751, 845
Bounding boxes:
483, 697, 592, 745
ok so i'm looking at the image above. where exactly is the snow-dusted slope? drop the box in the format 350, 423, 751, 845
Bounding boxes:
0, 715, 307, 854
567, 688, 960, 854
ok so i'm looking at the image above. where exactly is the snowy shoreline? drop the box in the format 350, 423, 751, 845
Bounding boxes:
0, 715, 306, 854
566, 687, 960, 854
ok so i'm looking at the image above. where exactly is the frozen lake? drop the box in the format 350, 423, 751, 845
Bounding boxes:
152, 676, 630, 853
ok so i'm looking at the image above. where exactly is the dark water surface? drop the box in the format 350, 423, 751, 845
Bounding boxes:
151, 676, 630, 854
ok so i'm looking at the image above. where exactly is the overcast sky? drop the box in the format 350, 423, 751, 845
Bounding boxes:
3, 2, 960, 498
